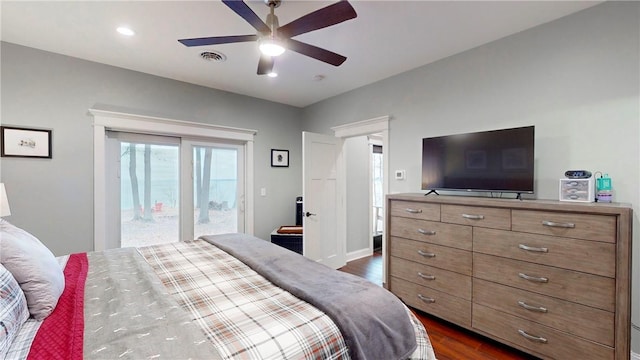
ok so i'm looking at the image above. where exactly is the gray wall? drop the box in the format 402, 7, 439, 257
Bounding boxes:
302, 1, 640, 353
1, 0, 639, 353
0, 42, 303, 256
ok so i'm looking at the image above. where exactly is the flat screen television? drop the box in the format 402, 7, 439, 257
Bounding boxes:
421, 126, 534, 195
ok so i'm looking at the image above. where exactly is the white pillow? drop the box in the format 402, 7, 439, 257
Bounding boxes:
0, 219, 64, 320
0, 263, 30, 357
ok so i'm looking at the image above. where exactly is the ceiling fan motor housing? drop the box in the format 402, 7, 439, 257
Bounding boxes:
264, 0, 281, 9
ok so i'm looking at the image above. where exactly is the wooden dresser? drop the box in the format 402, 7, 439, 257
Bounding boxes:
385, 194, 632, 360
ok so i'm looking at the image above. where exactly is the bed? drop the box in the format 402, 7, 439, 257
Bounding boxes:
1, 219, 435, 360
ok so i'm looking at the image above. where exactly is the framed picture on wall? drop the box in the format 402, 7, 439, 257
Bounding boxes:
1, 126, 52, 158
271, 149, 289, 167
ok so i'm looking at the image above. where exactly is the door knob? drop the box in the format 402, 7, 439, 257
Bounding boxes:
305, 212, 316, 217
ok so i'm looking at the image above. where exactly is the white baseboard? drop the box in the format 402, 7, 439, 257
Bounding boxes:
346, 248, 373, 262
632, 350, 640, 360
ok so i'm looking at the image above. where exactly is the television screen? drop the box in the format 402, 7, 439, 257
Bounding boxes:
421, 126, 534, 194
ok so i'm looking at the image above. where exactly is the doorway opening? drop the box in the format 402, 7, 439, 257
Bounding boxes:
371, 141, 383, 254
330, 115, 390, 283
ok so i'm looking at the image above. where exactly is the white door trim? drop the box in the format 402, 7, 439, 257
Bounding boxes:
91, 109, 256, 252
331, 115, 390, 282
331, 116, 390, 138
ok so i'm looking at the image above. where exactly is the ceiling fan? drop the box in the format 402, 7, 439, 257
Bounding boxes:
178, 0, 357, 76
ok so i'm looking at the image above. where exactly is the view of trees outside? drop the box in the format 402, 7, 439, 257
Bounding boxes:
120, 143, 238, 248
192, 146, 238, 238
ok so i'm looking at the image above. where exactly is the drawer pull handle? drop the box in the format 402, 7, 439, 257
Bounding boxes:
542, 220, 575, 228
417, 294, 435, 303
518, 272, 548, 283
518, 244, 549, 253
405, 208, 423, 214
417, 228, 436, 236
462, 213, 485, 220
417, 250, 436, 258
518, 301, 548, 313
518, 329, 548, 344
417, 272, 436, 280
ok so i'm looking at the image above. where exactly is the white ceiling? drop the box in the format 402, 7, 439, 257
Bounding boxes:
1, 1, 601, 108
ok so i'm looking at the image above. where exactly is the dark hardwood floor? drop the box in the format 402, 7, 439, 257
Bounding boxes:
338, 253, 539, 360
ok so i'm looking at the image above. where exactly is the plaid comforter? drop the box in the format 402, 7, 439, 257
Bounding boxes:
139, 240, 350, 360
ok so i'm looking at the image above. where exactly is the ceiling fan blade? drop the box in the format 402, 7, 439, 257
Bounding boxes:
222, 0, 270, 34
257, 55, 275, 75
286, 39, 347, 66
178, 34, 258, 47
278, 1, 357, 38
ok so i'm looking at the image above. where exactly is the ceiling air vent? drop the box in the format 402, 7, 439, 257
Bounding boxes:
200, 51, 226, 62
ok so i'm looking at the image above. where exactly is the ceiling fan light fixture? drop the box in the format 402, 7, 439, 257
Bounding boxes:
259, 38, 285, 57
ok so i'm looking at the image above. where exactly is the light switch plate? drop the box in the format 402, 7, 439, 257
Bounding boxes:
395, 170, 405, 180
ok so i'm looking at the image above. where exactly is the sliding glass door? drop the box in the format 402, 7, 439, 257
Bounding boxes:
106, 133, 244, 249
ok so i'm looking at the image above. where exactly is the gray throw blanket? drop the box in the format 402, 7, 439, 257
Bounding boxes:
200, 233, 417, 360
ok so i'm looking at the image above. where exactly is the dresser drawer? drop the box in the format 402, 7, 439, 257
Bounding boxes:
390, 276, 471, 327
473, 279, 614, 346
512, 210, 616, 243
390, 216, 472, 250
441, 205, 511, 230
473, 304, 614, 360
473, 227, 616, 277
390, 200, 440, 221
473, 253, 614, 311
390, 256, 471, 300
390, 237, 472, 275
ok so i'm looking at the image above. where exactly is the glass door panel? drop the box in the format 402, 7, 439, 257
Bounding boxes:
120, 141, 180, 247
192, 144, 243, 238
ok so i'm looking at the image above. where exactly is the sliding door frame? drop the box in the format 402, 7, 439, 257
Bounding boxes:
92, 109, 256, 252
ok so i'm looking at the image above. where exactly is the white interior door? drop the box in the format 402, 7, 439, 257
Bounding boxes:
302, 131, 345, 269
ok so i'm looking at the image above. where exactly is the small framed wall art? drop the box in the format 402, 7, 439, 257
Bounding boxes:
271, 149, 289, 167
1, 126, 52, 159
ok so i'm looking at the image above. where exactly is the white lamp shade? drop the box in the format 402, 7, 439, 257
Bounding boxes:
0, 183, 11, 217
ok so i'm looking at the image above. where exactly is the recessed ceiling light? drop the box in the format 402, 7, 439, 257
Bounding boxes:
267, 72, 278, 78
117, 27, 135, 36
